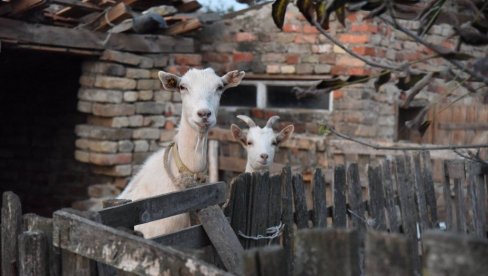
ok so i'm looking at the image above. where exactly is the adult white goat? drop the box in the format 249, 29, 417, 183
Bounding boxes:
231, 115, 294, 173
119, 68, 245, 238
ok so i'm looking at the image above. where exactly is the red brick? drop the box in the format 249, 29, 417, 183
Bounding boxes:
338, 34, 369, 44
235, 32, 257, 42
165, 65, 190, 75
333, 90, 344, 100
165, 120, 175, 130
283, 23, 301, 33
286, 54, 300, 64
319, 54, 336, 64
347, 13, 359, 22
303, 25, 319, 34
351, 24, 378, 33
173, 54, 202, 66
233, 52, 254, 63
89, 153, 132, 165
347, 67, 371, 75
203, 53, 230, 63
294, 34, 317, 44
331, 65, 347, 75
352, 46, 376, 56
337, 55, 365, 67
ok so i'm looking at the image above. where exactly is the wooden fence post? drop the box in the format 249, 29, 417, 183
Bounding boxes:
365, 230, 414, 276
18, 231, 48, 276
312, 168, 327, 228
381, 159, 400, 233
1, 191, 22, 276
367, 165, 386, 231
423, 231, 488, 276
294, 228, 360, 276
333, 165, 347, 228
420, 151, 438, 228
292, 173, 308, 229
466, 161, 487, 238
281, 166, 295, 275
242, 246, 286, 276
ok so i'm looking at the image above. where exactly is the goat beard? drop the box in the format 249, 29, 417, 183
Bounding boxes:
194, 131, 208, 156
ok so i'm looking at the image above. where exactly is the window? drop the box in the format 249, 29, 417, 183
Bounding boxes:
222, 80, 332, 111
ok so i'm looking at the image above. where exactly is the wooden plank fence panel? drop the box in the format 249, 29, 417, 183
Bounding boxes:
281, 167, 295, 275
249, 172, 270, 248
411, 153, 429, 231
18, 231, 48, 276
347, 163, 366, 237
292, 174, 309, 229
394, 155, 420, 274
198, 205, 243, 275
229, 173, 250, 247
267, 175, 282, 246
294, 228, 360, 276
151, 225, 210, 248
365, 231, 414, 276
333, 165, 347, 228
367, 165, 386, 231
466, 162, 487, 238
381, 160, 400, 233
446, 160, 467, 233
423, 231, 488, 276
420, 151, 438, 228
61, 250, 96, 276
100, 182, 227, 228
443, 161, 454, 231
256, 246, 286, 276
1, 191, 23, 276
312, 168, 327, 228
53, 210, 230, 276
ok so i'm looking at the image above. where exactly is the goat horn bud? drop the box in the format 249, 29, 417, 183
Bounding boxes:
265, 116, 280, 128
236, 115, 257, 128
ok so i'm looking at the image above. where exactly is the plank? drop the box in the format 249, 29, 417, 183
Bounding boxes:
151, 225, 210, 248
365, 231, 414, 276
410, 153, 429, 230
281, 166, 295, 275
249, 172, 271, 248
294, 228, 360, 276
381, 159, 400, 233
347, 163, 366, 237
23, 214, 60, 276
292, 174, 309, 229
466, 162, 486, 238
438, 122, 488, 130
52, 0, 102, 13
102, 199, 131, 208
420, 151, 438, 228
423, 231, 488, 276
367, 165, 387, 231
312, 168, 327, 228
86, 2, 132, 32
229, 173, 251, 248
61, 250, 96, 276
445, 160, 467, 233
8, 0, 47, 16
18, 231, 48, 276
242, 246, 286, 276
208, 140, 219, 183
0, 18, 194, 53
1, 191, 22, 276
394, 155, 420, 274
333, 165, 347, 228
198, 205, 244, 275
99, 182, 227, 228
164, 18, 202, 35
53, 210, 230, 275
267, 175, 282, 246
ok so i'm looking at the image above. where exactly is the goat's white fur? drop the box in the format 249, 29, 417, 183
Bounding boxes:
231, 115, 294, 173
118, 68, 245, 238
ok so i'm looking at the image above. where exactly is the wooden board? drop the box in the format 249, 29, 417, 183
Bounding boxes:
99, 182, 227, 228
1, 192, 22, 276
381, 160, 400, 233
312, 168, 327, 228
333, 165, 347, 228
151, 225, 210, 249
367, 165, 387, 231
293, 174, 309, 229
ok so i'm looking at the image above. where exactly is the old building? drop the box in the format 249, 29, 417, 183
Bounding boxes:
0, 1, 486, 213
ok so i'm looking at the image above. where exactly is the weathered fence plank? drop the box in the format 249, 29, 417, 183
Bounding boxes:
99, 182, 227, 228
53, 210, 230, 275
18, 231, 48, 276
1, 191, 22, 276
281, 166, 295, 275
365, 231, 413, 276
347, 163, 366, 236
367, 165, 386, 231
333, 165, 347, 228
466, 162, 487, 238
61, 250, 96, 276
312, 168, 327, 228
420, 151, 438, 228
249, 172, 270, 248
199, 205, 244, 275
292, 174, 309, 229
242, 246, 286, 276
229, 173, 250, 247
443, 161, 454, 231
294, 228, 360, 276
381, 160, 400, 233
151, 225, 210, 248
394, 155, 420, 274
411, 153, 429, 231
267, 175, 282, 246
447, 160, 467, 233
423, 231, 488, 276
23, 213, 60, 276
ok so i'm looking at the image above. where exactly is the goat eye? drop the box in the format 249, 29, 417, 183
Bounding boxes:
272, 141, 278, 146
217, 85, 224, 90
247, 141, 253, 146
179, 85, 187, 90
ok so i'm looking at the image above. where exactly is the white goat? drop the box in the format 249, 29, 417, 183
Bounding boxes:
119, 68, 245, 238
231, 115, 294, 173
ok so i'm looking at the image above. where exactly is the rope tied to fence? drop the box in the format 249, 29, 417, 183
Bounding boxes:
238, 222, 284, 245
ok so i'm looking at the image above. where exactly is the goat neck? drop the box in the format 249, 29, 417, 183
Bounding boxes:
174, 116, 208, 173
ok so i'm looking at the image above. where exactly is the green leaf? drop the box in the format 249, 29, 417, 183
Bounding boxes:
315, 0, 328, 28
272, 0, 290, 30
374, 70, 391, 91
318, 125, 331, 136
297, 0, 315, 24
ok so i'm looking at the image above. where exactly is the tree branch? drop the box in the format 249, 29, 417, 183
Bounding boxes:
401, 72, 434, 108
324, 124, 488, 151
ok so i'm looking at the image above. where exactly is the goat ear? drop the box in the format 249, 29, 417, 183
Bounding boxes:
276, 124, 294, 145
231, 124, 247, 146
158, 71, 181, 92
222, 70, 245, 89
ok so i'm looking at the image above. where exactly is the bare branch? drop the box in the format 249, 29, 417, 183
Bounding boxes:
323, 123, 488, 151
401, 72, 434, 108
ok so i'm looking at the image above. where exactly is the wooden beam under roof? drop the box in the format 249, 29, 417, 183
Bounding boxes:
0, 17, 194, 53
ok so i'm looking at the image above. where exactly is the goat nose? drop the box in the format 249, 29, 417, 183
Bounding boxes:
197, 109, 211, 118
260, 154, 269, 160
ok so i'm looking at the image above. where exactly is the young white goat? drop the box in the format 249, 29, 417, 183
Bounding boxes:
118, 68, 245, 237
231, 115, 294, 173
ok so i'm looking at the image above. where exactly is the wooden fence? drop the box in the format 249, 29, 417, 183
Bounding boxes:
1, 151, 487, 275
